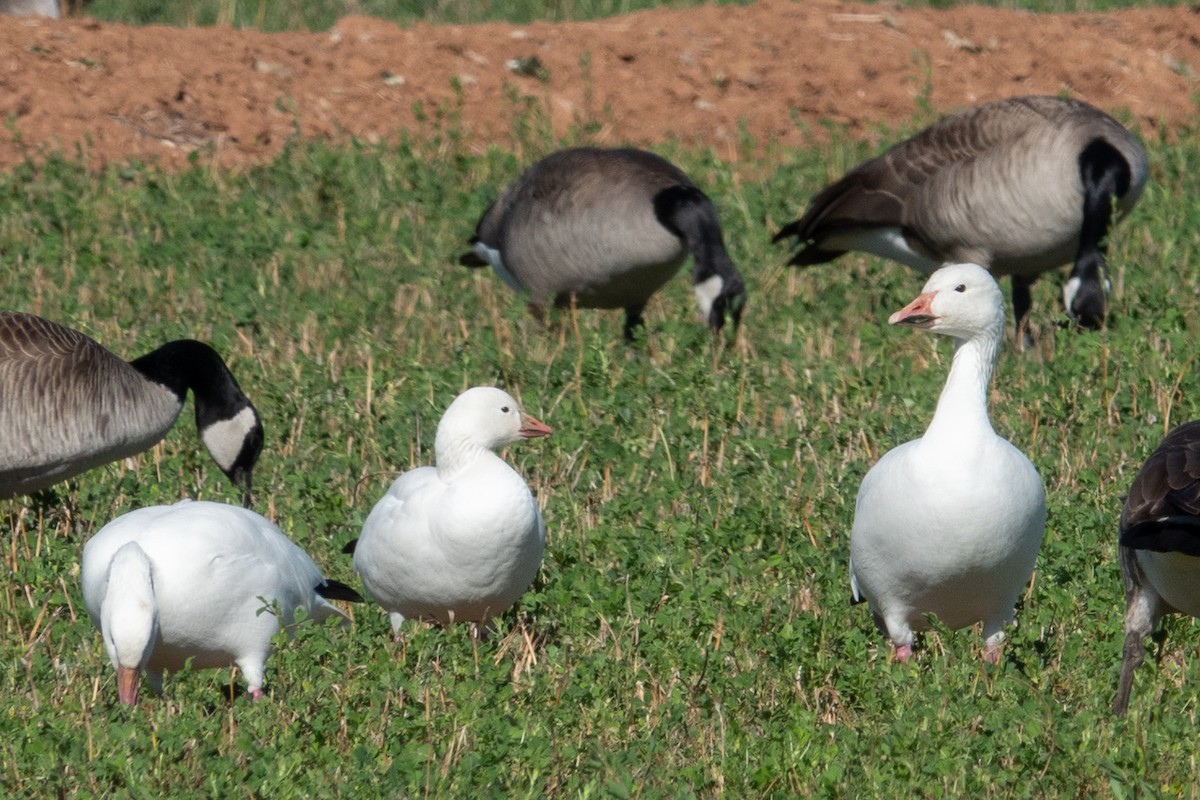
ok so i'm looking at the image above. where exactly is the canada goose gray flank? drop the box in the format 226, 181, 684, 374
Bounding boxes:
1114, 420, 1200, 715
773, 96, 1148, 343
460, 147, 747, 340
0, 311, 264, 505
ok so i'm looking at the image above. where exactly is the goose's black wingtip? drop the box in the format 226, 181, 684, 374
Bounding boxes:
317, 578, 364, 603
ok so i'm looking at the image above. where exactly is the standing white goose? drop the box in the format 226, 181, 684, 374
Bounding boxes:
460, 147, 747, 341
774, 96, 1148, 344
849, 263, 1046, 663
0, 311, 264, 505
345, 387, 551, 637
1114, 420, 1200, 714
81, 500, 362, 705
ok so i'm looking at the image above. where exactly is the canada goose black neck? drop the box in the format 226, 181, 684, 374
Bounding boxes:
653, 184, 746, 331
1064, 137, 1136, 329
130, 340, 264, 506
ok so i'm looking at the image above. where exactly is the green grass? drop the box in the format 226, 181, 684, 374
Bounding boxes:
74, 0, 1186, 31
3, 89, 1200, 796
78, 0, 754, 31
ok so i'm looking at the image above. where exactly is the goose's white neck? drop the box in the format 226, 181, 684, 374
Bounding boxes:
924, 331, 1000, 444
435, 431, 495, 478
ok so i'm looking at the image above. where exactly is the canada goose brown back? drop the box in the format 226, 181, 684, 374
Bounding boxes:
0, 312, 264, 504
461, 147, 746, 340
774, 96, 1148, 344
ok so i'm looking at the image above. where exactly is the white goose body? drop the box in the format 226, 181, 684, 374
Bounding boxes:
0, 311, 264, 504
82, 500, 359, 704
350, 387, 551, 634
849, 263, 1046, 662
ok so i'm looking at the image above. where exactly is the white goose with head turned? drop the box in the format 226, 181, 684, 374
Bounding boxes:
460, 147, 747, 341
849, 263, 1047, 663
0, 311, 264, 506
346, 387, 551, 638
1114, 420, 1200, 715
81, 500, 362, 705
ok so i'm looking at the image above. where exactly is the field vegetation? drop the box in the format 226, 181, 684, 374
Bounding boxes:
2, 1, 1200, 796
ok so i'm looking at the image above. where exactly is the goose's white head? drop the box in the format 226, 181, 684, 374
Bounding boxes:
888, 263, 1005, 341
436, 387, 552, 457
100, 542, 160, 707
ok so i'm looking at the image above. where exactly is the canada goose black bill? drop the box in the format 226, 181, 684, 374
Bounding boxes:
460, 147, 747, 341
0, 312, 264, 506
773, 96, 1148, 345
1113, 420, 1200, 715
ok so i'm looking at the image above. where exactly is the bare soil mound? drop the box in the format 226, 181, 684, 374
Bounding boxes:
0, 0, 1196, 171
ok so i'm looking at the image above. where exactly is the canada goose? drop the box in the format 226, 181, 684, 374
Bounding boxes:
1114, 420, 1200, 714
0, 311, 264, 505
344, 387, 550, 637
849, 264, 1046, 662
81, 500, 362, 704
774, 96, 1148, 344
460, 147, 747, 341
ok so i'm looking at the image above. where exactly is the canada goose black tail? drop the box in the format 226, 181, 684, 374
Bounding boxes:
316, 578, 364, 603
1119, 518, 1200, 557
459, 239, 489, 268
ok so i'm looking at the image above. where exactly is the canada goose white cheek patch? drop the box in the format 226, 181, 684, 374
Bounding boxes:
1062, 274, 1112, 316
200, 406, 259, 473
694, 275, 724, 318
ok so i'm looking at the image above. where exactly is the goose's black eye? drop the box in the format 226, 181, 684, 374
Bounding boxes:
954, 284, 967, 293
501, 406, 511, 413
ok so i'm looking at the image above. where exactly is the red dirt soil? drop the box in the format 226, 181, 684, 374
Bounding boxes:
0, 0, 1197, 171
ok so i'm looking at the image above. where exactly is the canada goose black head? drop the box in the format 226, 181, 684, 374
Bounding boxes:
130, 341, 265, 507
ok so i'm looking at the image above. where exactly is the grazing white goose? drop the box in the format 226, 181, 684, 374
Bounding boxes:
774, 96, 1148, 344
0, 311, 264, 505
849, 263, 1046, 663
1114, 420, 1200, 714
460, 147, 747, 341
346, 387, 551, 637
81, 500, 362, 705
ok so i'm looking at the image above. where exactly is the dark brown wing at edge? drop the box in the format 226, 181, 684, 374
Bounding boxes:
1119, 420, 1200, 556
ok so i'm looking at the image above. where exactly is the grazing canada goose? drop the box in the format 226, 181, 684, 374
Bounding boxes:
1114, 420, 1200, 715
460, 147, 747, 341
345, 387, 550, 638
849, 264, 1046, 663
82, 500, 362, 705
774, 96, 1148, 344
0, 311, 264, 505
